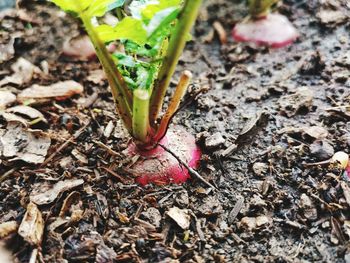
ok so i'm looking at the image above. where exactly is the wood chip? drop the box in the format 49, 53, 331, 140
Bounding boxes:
1, 105, 47, 125
341, 181, 350, 207
0, 221, 18, 238
228, 196, 244, 224
0, 58, 41, 87
166, 207, 190, 230
18, 202, 44, 246
30, 179, 84, 205
0, 90, 16, 109
18, 80, 84, 103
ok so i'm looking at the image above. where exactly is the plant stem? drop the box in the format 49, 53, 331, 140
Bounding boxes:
154, 70, 192, 141
81, 14, 133, 132
248, 0, 279, 18
149, 0, 202, 127
133, 89, 150, 143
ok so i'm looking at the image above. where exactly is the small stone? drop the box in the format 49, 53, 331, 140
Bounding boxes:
239, 217, 257, 231
104, 121, 114, 138
252, 162, 269, 176
278, 86, 313, 117
175, 190, 189, 208
300, 193, 317, 221
345, 252, 350, 263
250, 194, 267, 207
205, 132, 225, 150
141, 207, 162, 228
166, 207, 190, 230
196, 196, 223, 216
304, 126, 328, 140
256, 215, 270, 227
330, 235, 339, 245
321, 221, 330, 229
309, 140, 334, 160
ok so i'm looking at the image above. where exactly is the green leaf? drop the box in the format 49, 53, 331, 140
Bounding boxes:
52, 0, 126, 17
51, 0, 91, 13
124, 41, 160, 58
141, 0, 182, 20
146, 7, 179, 37
87, 0, 124, 17
129, 0, 148, 19
95, 17, 148, 44
113, 53, 137, 68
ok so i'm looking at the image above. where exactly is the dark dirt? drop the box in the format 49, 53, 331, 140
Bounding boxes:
1, 0, 350, 262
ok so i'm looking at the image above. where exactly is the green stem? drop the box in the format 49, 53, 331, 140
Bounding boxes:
81, 14, 133, 133
149, 0, 202, 127
133, 89, 150, 143
248, 0, 279, 18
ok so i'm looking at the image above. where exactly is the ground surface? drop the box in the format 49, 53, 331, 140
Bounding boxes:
0, 0, 350, 262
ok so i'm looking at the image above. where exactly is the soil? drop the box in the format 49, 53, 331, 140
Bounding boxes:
0, 0, 350, 262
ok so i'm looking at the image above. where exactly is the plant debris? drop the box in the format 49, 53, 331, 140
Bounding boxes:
18, 80, 84, 103
0, 122, 51, 163
0, 90, 16, 109
30, 179, 84, 205
166, 206, 191, 230
1, 1, 350, 262
18, 202, 44, 246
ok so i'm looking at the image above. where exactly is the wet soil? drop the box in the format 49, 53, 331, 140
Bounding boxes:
1, 0, 350, 262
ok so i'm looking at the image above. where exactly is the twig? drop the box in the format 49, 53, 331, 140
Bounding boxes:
92, 140, 121, 157
213, 21, 227, 45
157, 143, 217, 191
0, 168, 17, 183
102, 166, 129, 184
41, 121, 90, 167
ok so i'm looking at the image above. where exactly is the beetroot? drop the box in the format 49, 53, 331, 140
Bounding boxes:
125, 127, 201, 186
232, 13, 298, 48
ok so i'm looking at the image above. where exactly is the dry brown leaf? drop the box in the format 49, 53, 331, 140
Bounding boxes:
304, 126, 328, 140
0, 37, 15, 64
0, 221, 18, 238
0, 58, 41, 87
17, 80, 84, 103
18, 202, 44, 246
87, 69, 106, 84
1, 105, 47, 125
166, 207, 190, 230
71, 149, 88, 164
0, 122, 51, 163
59, 191, 81, 218
0, 90, 16, 109
30, 179, 84, 205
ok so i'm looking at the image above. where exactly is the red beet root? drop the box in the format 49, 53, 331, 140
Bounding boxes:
232, 13, 298, 48
126, 127, 201, 186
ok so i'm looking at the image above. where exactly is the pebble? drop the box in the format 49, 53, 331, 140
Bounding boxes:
205, 132, 225, 150
309, 140, 334, 160
140, 207, 162, 228
300, 194, 317, 221
252, 162, 269, 176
